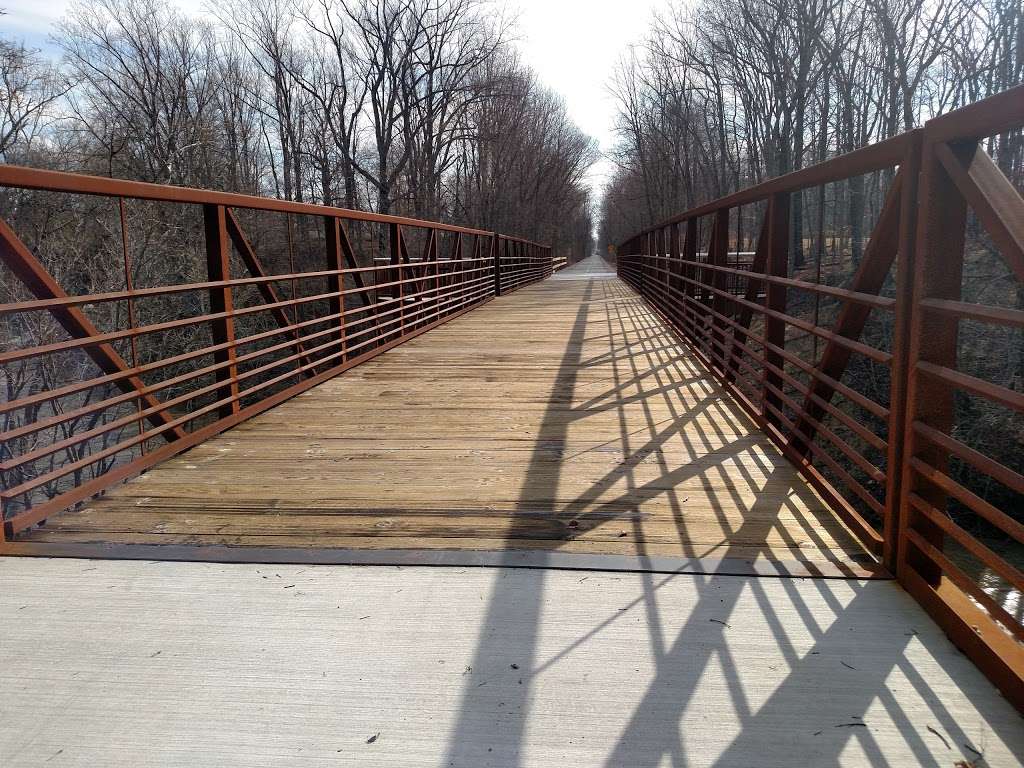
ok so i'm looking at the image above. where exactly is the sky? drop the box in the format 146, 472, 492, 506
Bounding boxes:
1, 0, 660, 196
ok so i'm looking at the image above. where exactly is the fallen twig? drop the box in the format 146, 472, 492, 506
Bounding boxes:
926, 725, 950, 750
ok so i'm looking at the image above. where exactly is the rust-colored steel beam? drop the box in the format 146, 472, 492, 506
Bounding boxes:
334, 219, 373, 310
324, 216, 347, 364
934, 142, 1024, 282
635, 133, 912, 238
709, 209, 731, 354
897, 137, 969, 587
762, 193, 790, 428
203, 204, 240, 419
0, 164, 495, 238
883, 131, 922, 574
788, 171, 904, 457
725, 215, 769, 385
226, 208, 316, 377
492, 232, 501, 296
0, 217, 186, 442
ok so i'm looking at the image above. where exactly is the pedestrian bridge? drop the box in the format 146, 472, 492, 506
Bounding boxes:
1, 87, 1022, 766
13, 256, 875, 579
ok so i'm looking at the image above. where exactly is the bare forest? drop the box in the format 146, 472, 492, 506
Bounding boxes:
1, 0, 595, 243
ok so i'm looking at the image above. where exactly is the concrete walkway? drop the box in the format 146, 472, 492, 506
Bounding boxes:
1, 556, 1020, 767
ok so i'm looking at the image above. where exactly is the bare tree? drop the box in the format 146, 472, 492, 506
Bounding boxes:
0, 28, 67, 161
57, 0, 220, 185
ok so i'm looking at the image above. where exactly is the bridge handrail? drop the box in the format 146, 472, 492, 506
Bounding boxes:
0, 166, 553, 538
617, 84, 1024, 709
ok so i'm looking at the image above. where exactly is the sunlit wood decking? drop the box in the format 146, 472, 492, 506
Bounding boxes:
19, 257, 875, 577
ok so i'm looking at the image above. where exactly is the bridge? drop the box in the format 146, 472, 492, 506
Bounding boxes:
1, 89, 1022, 765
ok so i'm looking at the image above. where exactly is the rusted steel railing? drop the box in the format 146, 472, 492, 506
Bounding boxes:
618, 85, 1023, 708
495, 234, 555, 294
0, 167, 552, 539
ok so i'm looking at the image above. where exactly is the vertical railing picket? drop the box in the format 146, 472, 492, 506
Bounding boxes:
896, 133, 968, 585
118, 197, 144, 454
684, 219, 697, 305
203, 203, 240, 419
492, 233, 502, 296
883, 129, 922, 574
325, 216, 345, 364
710, 209, 730, 364
762, 193, 790, 428
669, 223, 681, 327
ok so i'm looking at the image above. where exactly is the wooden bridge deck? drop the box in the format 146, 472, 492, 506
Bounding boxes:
20, 256, 876, 577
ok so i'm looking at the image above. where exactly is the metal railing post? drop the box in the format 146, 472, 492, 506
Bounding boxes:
896, 132, 968, 586
492, 233, 502, 296
203, 203, 240, 418
883, 129, 922, 574
325, 216, 346, 362
762, 193, 790, 429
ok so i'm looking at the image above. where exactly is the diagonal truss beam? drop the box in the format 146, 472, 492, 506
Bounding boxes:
935, 142, 1024, 282
225, 208, 316, 378
0, 217, 186, 442
336, 219, 373, 309
789, 171, 904, 456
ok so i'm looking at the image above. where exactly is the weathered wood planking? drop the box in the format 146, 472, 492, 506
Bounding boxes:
21, 256, 876, 574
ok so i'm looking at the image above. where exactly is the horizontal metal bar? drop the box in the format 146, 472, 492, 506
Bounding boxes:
5, 279, 500, 491
762, 400, 886, 517
911, 421, 1024, 495
645, 262, 893, 365
0, 163, 550, 245
916, 361, 1024, 412
909, 457, 1024, 543
652, 258, 896, 310
628, 276, 886, 553
639, 273, 891, 420
924, 84, 1024, 143
688, 310, 888, 482
672, 294, 890, 470
4, 296, 495, 536
919, 298, 1024, 328
0, 258, 497, 315
903, 527, 1023, 641
0, 304, 347, 416
629, 132, 912, 239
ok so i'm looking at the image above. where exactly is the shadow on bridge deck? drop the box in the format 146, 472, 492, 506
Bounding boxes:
14, 255, 877, 579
